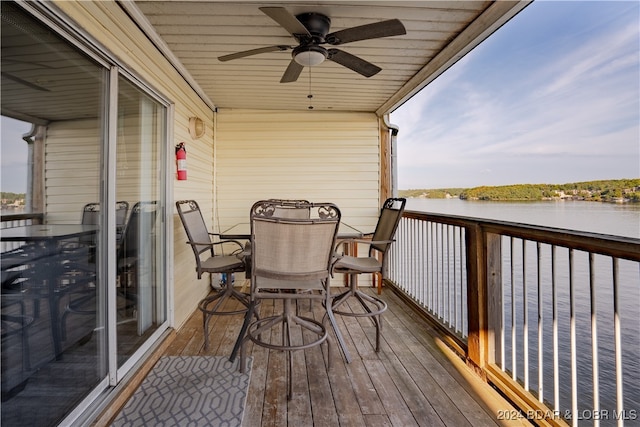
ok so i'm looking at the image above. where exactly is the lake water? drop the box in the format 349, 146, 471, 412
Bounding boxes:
405, 198, 640, 238
401, 198, 639, 423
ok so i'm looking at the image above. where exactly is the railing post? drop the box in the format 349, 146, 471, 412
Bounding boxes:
466, 224, 487, 372
486, 233, 502, 367
466, 226, 502, 375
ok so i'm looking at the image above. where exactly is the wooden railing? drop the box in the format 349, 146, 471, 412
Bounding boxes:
1, 212, 44, 252
387, 210, 640, 427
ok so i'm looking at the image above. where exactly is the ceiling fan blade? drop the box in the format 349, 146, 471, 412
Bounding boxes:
327, 49, 381, 78
326, 19, 406, 45
260, 7, 310, 38
218, 45, 290, 62
280, 60, 304, 83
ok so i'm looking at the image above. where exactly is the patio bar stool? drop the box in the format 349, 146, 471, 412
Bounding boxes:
176, 200, 253, 350
330, 197, 406, 358
238, 200, 341, 400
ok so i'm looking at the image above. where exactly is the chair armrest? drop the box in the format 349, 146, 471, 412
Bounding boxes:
186, 239, 245, 258
185, 240, 214, 247
333, 238, 395, 255
211, 239, 245, 255
329, 253, 344, 277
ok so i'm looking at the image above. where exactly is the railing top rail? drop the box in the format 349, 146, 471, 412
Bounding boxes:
403, 209, 640, 262
0, 212, 44, 222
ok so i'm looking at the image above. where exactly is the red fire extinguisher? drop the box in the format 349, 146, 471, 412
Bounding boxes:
176, 142, 187, 180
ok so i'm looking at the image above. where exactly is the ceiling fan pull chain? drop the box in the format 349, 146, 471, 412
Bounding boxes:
308, 67, 314, 110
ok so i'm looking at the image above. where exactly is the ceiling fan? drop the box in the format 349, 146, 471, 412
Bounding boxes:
218, 7, 406, 83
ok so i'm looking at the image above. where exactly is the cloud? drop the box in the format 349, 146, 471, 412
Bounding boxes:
391, 2, 639, 189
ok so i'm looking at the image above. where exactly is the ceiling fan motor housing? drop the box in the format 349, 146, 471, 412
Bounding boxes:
295, 12, 331, 42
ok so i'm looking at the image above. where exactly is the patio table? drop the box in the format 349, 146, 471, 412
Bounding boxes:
1, 224, 99, 358
219, 221, 365, 240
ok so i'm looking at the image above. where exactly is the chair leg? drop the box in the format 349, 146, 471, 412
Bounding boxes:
323, 298, 351, 363
200, 281, 254, 351
229, 302, 258, 362
283, 301, 293, 400
331, 273, 387, 354
243, 297, 328, 401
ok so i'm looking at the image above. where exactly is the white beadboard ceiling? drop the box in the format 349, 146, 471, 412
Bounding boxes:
129, 1, 530, 115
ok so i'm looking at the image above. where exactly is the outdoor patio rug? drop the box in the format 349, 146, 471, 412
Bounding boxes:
111, 356, 252, 427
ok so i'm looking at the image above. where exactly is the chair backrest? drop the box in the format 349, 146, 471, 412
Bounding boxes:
81, 201, 129, 225
115, 201, 130, 242
80, 201, 129, 245
269, 199, 310, 219
369, 197, 406, 256
81, 202, 100, 226
250, 200, 340, 288
118, 201, 158, 261
175, 200, 214, 258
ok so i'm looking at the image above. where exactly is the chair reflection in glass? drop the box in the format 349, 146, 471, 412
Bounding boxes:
1, 267, 34, 378
238, 200, 341, 400
176, 199, 251, 350
61, 200, 130, 332
117, 201, 159, 323
331, 197, 406, 358
78, 201, 129, 252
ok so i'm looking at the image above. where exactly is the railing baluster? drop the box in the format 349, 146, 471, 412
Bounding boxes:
420, 220, 425, 308
409, 219, 414, 299
569, 249, 578, 427
453, 225, 458, 333
442, 224, 451, 326
612, 258, 623, 427
511, 237, 517, 381
537, 242, 543, 403
501, 238, 506, 371
523, 239, 529, 392
438, 224, 445, 319
590, 253, 600, 427
552, 245, 560, 414
461, 226, 466, 337
431, 221, 435, 314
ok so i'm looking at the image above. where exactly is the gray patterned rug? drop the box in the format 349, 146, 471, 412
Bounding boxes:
112, 356, 252, 427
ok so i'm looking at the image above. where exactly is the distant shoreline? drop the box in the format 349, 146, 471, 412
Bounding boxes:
399, 178, 640, 203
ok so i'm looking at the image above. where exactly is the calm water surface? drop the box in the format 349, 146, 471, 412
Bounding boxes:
405, 198, 640, 238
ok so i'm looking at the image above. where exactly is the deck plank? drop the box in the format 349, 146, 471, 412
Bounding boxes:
384, 290, 529, 427
288, 308, 314, 427
155, 286, 530, 427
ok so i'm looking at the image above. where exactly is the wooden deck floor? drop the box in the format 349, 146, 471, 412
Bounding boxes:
162, 286, 530, 427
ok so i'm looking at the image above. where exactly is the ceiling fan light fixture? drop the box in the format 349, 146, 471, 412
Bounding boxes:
293, 45, 327, 67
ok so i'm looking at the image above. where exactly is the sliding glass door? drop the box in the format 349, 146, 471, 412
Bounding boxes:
115, 77, 167, 368
0, 3, 169, 425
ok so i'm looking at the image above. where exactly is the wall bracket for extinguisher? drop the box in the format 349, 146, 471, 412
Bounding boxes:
176, 142, 187, 180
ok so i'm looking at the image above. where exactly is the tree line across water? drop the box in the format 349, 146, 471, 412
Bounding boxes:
400, 179, 640, 202
1, 192, 25, 205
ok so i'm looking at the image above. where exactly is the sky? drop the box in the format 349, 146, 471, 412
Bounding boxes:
1, 117, 31, 193
390, 0, 640, 190
1, 1, 639, 194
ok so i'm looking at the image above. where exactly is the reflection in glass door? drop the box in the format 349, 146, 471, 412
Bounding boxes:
1, 3, 107, 425
115, 77, 166, 367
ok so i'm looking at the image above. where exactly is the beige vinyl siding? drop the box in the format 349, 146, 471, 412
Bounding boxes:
53, 0, 216, 328
44, 119, 101, 223
215, 109, 381, 229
